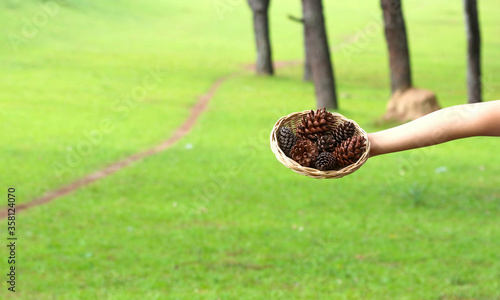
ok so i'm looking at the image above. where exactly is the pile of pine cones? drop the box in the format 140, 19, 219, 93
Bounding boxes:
277, 108, 366, 171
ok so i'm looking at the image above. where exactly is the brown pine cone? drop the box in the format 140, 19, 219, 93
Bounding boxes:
317, 134, 337, 152
296, 108, 336, 141
277, 126, 297, 156
290, 138, 320, 167
315, 152, 336, 171
332, 121, 356, 145
332, 136, 366, 168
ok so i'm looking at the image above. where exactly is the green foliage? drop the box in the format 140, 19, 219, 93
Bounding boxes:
1, 0, 499, 299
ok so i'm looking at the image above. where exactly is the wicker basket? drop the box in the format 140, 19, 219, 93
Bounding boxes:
270, 110, 370, 179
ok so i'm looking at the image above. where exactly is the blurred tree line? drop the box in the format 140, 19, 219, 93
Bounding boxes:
247, 0, 482, 120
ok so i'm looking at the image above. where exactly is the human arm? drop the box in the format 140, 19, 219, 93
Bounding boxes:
368, 100, 500, 157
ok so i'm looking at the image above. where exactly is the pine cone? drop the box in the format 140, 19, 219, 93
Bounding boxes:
290, 138, 320, 167
332, 136, 366, 168
332, 121, 356, 145
277, 126, 297, 156
317, 134, 337, 152
296, 108, 335, 141
315, 152, 336, 171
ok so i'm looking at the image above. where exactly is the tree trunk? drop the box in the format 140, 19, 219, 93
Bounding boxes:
381, 0, 440, 122
381, 0, 412, 94
301, 0, 338, 109
247, 0, 274, 75
464, 0, 481, 103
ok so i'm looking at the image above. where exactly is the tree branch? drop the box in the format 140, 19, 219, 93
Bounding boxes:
288, 14, 304, 24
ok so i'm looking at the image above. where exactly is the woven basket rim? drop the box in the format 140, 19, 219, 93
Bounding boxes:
270, 110, 370, 179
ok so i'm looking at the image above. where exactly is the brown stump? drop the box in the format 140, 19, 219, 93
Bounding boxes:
383, 88, 440, 122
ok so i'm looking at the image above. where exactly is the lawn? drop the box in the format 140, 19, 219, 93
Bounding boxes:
1, 0, 500, 299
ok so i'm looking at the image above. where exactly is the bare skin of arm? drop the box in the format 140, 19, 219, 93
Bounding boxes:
368, 100, 500, 157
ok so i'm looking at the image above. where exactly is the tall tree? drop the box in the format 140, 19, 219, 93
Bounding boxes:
301, 0, 338, 109
380, 0, 440, 122
247, 0, 274, 75
463, 0, 481, 103
381, 0, 412, 94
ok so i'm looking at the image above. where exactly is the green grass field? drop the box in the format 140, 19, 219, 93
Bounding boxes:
1, 0, 500, 299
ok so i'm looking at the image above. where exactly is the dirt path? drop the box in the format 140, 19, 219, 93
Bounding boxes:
2, 61, 300, 218
0, 75, 230, 219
